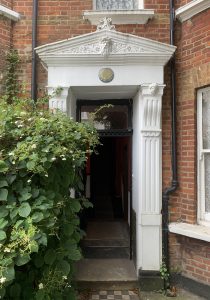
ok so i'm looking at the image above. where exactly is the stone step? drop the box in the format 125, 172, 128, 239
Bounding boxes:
82, 238, 129, 248
82, 246, 130, 259
75, 258, 138, 291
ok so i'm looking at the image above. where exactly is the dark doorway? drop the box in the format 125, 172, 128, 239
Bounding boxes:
90, 136, 131, 221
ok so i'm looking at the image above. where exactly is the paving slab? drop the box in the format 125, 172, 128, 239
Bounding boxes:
139, 289, 206, 300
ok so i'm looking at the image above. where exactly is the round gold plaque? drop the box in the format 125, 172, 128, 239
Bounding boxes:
99, 68, 114, 83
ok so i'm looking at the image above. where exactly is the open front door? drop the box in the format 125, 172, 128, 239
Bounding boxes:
77, 100, 133, 259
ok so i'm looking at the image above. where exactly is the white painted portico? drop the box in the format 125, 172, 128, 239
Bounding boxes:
36, 19, 176, 273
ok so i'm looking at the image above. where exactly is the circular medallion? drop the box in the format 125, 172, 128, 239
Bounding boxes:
99, 68, 114, 83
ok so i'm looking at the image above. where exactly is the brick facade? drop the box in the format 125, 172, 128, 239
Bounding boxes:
168, 8, 210, 286
0, 0, 210, 290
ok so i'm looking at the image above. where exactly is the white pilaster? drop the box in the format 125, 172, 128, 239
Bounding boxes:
136, 83, 165, 271
47, 86, 69, 113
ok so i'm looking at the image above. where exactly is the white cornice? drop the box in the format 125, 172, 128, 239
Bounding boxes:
83, 10, 154, 25
175, 0, 210, 22
36, 29, 176, 68
0, 5, 20, 21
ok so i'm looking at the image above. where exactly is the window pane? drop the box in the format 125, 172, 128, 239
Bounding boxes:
80, 104, 129, 130
202, 90, 210, 149
205, 154, 210, 213
96, 0, 134, 10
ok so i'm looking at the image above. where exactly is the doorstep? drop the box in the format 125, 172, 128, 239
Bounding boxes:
75, 258, 138, 290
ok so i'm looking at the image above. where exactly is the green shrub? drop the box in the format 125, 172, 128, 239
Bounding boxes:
0, 98, 99, 299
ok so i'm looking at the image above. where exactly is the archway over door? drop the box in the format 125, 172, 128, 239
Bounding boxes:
36, 18, 176, 273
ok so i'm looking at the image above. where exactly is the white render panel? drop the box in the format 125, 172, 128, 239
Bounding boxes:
48, 65, 163, 87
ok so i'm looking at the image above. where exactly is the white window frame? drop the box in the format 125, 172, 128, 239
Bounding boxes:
93, 0, 144, 10
197, 86, 210, 226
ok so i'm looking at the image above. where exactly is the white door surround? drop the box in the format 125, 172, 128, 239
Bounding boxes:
36, 18, 176, 273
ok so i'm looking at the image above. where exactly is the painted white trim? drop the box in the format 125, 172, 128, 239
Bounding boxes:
197, 87, 210, 224
169, 222, 210, 242
83, 10, 154, 25
175, 0, 210, 23
0, 5, 20, 21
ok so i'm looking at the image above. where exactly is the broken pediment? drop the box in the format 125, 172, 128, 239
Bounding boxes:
36, 18, 176, 67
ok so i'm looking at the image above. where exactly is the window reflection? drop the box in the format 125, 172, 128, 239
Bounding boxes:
80, 104, 129, 130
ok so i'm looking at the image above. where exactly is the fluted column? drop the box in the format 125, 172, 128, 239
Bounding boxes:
136, 83, 165, 271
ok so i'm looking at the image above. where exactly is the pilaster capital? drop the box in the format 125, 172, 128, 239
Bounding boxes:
47, 86, 69, 113
140, 83, 165, 97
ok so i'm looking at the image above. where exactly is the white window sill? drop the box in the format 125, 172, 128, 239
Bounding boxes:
83, 10, 154, 25
175, 0, 210, 23
169, 222, 210, 242
0, 5, 20, 21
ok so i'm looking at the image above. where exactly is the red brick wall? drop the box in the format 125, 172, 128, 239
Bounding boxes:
0, 0, 13, 93
168, 8, 210, 285
175, 0, 192, 9
0, 0, 12, 8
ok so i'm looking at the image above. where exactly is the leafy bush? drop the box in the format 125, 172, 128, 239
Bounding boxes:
0, 98, 99, 299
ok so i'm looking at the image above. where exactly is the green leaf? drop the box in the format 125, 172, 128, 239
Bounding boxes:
68, 249, 82, 261
0, 206, 9, 218
26, 160, 35, 170
63, 223, 75, 237
9, 283, 21, 299
44, 249, 56, 265
35, 289, 45, 300
0, 230, 6, 240
0, 160, 8, 173
82, 200, 93, 209
0, 218, 8, 229
34, 255, 44, 268
32, 188, 40, 198
38, 233, 47, 246
0, 287, 6, 299
14, 219, 24, 229
7, 174, 16, 184
0, 188, 8, 201
15, 253, 31, 266
18, 202, 31, 218
0, 180, 8, 188
56, 260, 70, 276
2, 265, 15, 281
70, 199, 81, 213
19, 187, 32, 202
31, 212, 44, 223
29, 241, 39, 253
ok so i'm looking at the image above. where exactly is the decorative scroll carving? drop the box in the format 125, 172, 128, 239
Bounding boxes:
59, 41, 149, 56
97, 17, 116, 31
148, 83, 159, 96
96, 0, 134, 10
100, 37, 113, 57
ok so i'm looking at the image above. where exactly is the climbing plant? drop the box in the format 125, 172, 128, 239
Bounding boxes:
0, 97, 99, 299
4, 50, 20, 103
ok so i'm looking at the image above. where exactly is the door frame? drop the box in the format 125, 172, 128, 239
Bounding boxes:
77, 99, 133, 259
